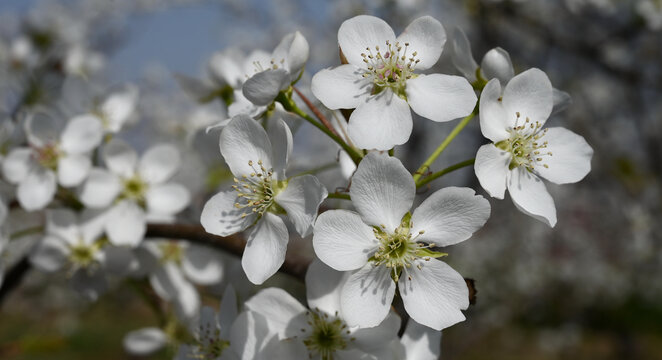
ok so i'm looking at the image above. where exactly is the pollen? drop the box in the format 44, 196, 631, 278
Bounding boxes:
302, 309, 352, 360
232, 160, 277, 218
496, 112, 553, 171
361, 40, 419, 98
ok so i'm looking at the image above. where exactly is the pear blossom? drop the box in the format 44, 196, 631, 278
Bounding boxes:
94, 85, 139, 133
313, 152, 490, 330
29, 208, 118, 299
201, 114, 327, 285
474, 68, 593, 227
244, 259, 401, 360
241, 31, 309, 107
311, 15, 477, 150
78, 140, 191, 246
2, 114, 103, 211
399, 320, 442, 360
450, 28, 571, 115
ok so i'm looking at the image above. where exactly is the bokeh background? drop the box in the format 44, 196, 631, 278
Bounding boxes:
0, 0, 661, 359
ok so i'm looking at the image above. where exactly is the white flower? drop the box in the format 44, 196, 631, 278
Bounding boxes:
201, 114, 327, 284
95, 85, 139, 133
313, 152, 490, 330
474, 68, 593, 227
29, 208, 113, 299
2, 114, 103, 210
450, 28, 571, 115
78, 140, 191, 246
244, 259, 401, 360
400, 320, 441, 360
311, 15, 477, 151
241, 31, 309, 107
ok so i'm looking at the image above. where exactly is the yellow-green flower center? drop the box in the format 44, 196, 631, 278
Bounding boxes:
302, 309, 352, 360
120, 175, 149, 208
496, 112, 553, 171
232, 160, 287, 218
361, 40, 420, 99
159, 242, 183, 265
35, 144, 61, 170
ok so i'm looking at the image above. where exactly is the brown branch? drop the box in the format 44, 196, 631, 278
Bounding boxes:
292, 87, 341, 139
0, 258, 30, 306
145, 223, 312, 280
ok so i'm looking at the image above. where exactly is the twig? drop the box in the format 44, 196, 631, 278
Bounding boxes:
292, 87, 341, 138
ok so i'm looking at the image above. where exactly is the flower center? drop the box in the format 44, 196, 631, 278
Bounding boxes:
232, 160, 285, 218
370, 214, 445, 282
34, 144, 61, 170
302, 309, 352, 360
67, 238, 104, 269
159, 241, 183, 265
361, 40, 420, 98
195, 327, 230, 359
120, 175, 149, 208
496, 112, 553, 171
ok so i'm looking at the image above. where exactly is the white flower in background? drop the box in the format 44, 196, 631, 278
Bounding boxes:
244, 259, 401, 360
93, 85, 139, 133
135, 240, 225, 320
79, 139, 191, 246
29, 208, 127, 299
636, 0, 662, 30
450, 28, 572, 115
311, 15, 477, 151
63, 45, 105, 76
201, 114, 327, 285
313, 153, 490, 330
241, 31, 309, 107
475, 69, 593, 227
9, 36, 38, 68
2, 114, 103, 210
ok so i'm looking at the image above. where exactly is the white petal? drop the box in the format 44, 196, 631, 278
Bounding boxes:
533, 127, 593, 184
200, 190, 256, 236
230, 311, 271, 360
139, 144, 180, 184
220, 114, 273, 177
398, 259, 468, 330
30, 235, 68, 272
351, 311, 401, 355
338, 15, 396, 68
244, 287, 306, 338
151, 263, 200, 320
266, 117, 292, 180
507, 167, 556, 227
79, 168, 121, 208
551, 88, 572, 116
101, 85, 139, 132
3, 148, 35, 184
57, 154, 91, 187
411, 187, 490, 247
241, 213, 288, 285
350, 152, 414, 230
478, 78, 510, 142
474, 144, 510, 199
272, 31, 309, 77
219, 285, 238, 339
46, 208, 79, 244
60, 114, 104, 154
311, 65, 371, 110
406, 74, 477, 123
401, 319, 442, 360
480, 47, 514, 83
348, 91, 412, 150
17, 168, 56, 211
313, 210, 377, 271
103, 138, 137, 178
208, 49, 244, 87
341, 263, 396, 328
502, 68, 553, 128
146, 183, 190, 215
105, 200, 146, 246
396, 16, 445, 70
242, 69, 288, 106
274, 175, 327, 237
123, 328, 167, 356
450, 28, 478, 82
305, 258, 345, 315
181, 244, 224, 285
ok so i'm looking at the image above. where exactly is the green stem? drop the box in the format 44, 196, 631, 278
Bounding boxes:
412, 111, 476, 183
326, 192, 351, 200
416, 159, 476, 188
275, 92, 363, 165
10, 226, 44, 240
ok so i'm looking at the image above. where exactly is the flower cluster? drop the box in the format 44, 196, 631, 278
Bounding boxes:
0, 8, 594, 360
